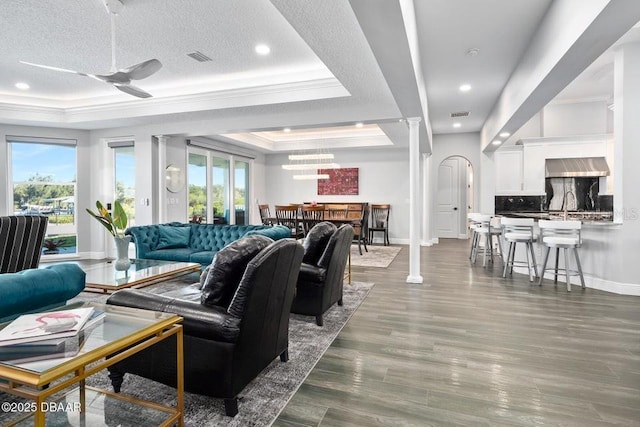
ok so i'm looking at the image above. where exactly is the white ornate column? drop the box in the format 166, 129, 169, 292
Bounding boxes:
156, 135, 169, 224
406, 117, 423, 283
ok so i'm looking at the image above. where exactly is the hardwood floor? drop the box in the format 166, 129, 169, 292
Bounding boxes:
274, 239, 640, 426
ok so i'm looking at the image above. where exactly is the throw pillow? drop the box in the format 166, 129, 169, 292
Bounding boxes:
200, 235, 273, 308
156, 225, 191, 250
302, 221, 337, 265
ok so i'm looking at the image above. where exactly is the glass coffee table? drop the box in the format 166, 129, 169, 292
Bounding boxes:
0, 302, 184, 427
83, 259, 201, 294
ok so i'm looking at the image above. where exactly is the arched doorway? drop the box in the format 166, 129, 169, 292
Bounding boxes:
436, 156, 474, 239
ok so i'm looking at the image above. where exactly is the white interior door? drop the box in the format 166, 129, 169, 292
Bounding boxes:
436, 158, 460, 238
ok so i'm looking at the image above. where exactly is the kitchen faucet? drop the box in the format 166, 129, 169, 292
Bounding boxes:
563, 190, 576, 220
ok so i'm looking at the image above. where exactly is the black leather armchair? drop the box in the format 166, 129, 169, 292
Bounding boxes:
105, 236, 304, 417
291, 222, 354, 326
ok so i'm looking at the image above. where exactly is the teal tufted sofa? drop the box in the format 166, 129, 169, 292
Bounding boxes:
126, 222, 292, 266
0, 264, 86, 322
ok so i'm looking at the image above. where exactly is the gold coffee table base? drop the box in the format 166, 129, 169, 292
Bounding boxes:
0, 304, 184, 427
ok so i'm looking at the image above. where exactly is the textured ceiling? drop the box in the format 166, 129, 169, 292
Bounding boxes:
0, 0, 331, 101
416, 0, 553, 135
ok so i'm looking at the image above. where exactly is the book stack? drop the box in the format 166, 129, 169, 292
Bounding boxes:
0, 307, 105, 364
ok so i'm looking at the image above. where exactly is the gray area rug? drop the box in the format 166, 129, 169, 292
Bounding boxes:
0, 275, 373, 427
350, 244, 402, 268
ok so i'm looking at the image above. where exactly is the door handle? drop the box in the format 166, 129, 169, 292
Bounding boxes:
453, 207, 458, 211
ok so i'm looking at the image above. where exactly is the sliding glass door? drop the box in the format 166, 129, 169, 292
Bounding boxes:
212, 157, 230, 224
188, 152, 208, 222
234, 160, 249, 225
187, 148, 251, 225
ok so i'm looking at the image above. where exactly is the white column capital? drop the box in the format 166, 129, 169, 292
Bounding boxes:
406, 117, 422, 125
154, 135, 169, 143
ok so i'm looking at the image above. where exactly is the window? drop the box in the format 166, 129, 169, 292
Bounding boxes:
113, 145, 136, 226
10, 140, 77, 255
212, 157, 230, 224
234, 160, 249, 225
188, 152, 207, 222
187, 147, 251, 224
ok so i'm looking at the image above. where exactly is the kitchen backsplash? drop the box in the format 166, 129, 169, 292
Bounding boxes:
495, 196, 546, 213
597, 195, 613, 211
495, 185, 613, 214
545, 177, 599, 211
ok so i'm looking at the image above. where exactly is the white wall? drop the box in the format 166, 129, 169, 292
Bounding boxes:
430, 132, 482, 239
543, 100, 608, 136
265, 148, 410, 243
165, 136, 188, 223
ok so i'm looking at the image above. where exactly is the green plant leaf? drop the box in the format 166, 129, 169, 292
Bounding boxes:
112, 200, 128, 231
86, 200, 128, 238
86, 208, 116, 236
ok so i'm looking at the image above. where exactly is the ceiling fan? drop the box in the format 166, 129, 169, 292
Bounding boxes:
20, 0, 162, 99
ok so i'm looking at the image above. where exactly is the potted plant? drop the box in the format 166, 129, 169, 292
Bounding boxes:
43, 238, 65, 254
86, 200, 130, 270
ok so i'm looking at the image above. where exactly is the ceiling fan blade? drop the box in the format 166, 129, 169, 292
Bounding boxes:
121, 59, 163, 80
20, 61, 89, 77
113, 83, 153, 98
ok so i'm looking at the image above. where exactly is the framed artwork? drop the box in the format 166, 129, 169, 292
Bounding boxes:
317, 167, 359, 195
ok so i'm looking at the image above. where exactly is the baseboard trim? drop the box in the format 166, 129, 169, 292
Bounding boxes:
512, 267, 640, 296
406, 275, 424, 284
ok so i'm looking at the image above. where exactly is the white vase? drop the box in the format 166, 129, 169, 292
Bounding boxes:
114, 236, 131, 271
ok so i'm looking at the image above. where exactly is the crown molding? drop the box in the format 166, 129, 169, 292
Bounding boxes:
0, 78, 349, 126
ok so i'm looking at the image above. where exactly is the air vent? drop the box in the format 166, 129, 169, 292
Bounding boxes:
187, 51, 212, 62
450, 111, 470, 118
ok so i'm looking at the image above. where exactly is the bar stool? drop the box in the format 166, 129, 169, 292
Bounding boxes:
471, 215, 503, 267
467, 212, 481, 260
501, 217, 538, 282
538, 220, 585, 292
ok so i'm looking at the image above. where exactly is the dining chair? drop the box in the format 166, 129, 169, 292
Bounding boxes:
352, 204, 369, 255
369, 204, 390, 246
301, 205, 326, 236
327, 204, 348, 220
275, 205, 304, 238
257, 203, 272, 225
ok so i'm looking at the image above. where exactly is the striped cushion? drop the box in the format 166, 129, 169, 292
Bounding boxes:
0, 216, 48, 273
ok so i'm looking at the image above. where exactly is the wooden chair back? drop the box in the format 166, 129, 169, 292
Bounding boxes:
258, 204, 272, 225
301, 205, 326, 236
275, 205, 302, 238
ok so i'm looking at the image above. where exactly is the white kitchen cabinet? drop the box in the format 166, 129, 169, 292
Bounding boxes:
495, 150, 523, 194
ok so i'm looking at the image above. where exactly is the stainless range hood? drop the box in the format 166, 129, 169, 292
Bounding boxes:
545, 157, 610, 178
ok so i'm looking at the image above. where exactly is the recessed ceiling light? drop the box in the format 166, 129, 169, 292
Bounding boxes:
283, 128, 291, 133
15, 82, 30, 90
255, 44, 271, 55
466, 48, 480, 57
499, 132, 510, 138
453, 123, 461, 128
355, 122, 364, 128
459, 84, 471, 92
492, 140, 502, 145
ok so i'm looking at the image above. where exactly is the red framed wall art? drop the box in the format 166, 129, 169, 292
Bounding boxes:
317, 167, 359, 195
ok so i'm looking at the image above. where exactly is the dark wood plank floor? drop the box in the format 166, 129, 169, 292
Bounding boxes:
275, 239, 640, 426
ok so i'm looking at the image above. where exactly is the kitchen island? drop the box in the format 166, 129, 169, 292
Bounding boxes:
496, 212, 628, 294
